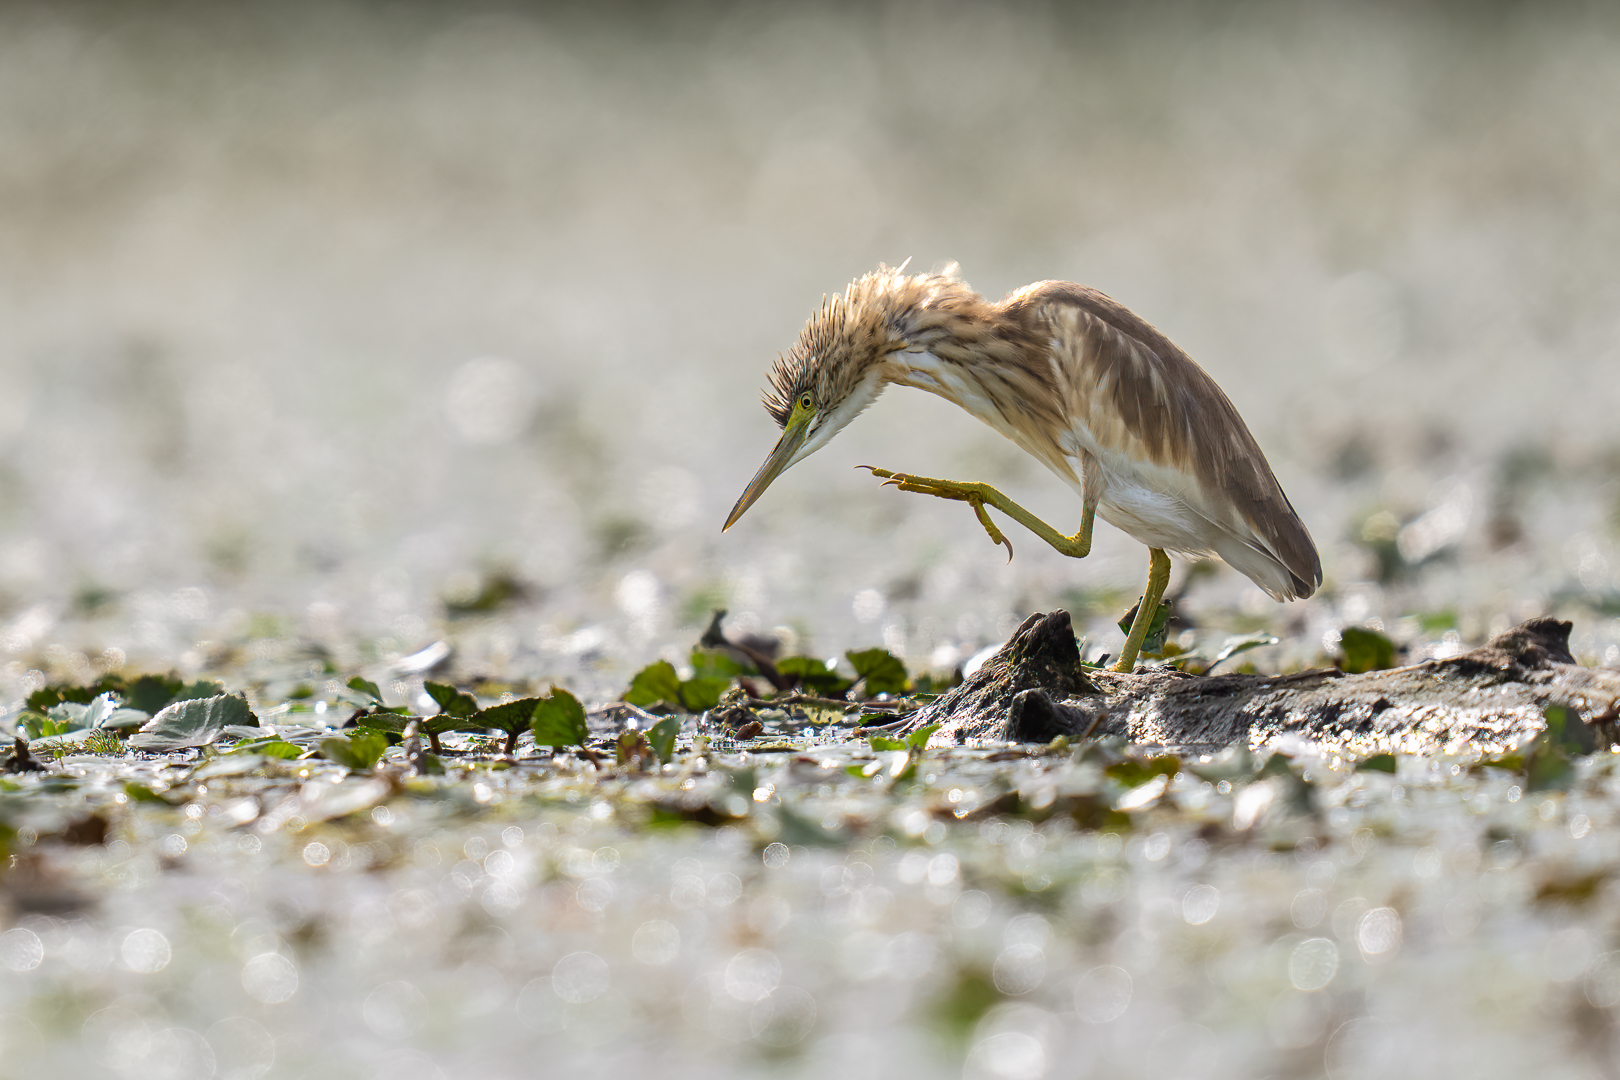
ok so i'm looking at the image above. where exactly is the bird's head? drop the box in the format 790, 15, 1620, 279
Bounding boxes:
722, 267, 932, 530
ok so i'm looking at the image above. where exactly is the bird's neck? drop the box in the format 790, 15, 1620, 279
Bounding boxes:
866, 275, 1073, 474
868, 279, 1034, 403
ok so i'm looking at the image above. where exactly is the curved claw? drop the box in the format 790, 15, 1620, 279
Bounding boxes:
859, 465, 916, 491
970, 501, 1013, 561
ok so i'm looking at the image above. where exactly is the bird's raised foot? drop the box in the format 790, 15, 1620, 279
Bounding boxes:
859, 466, 1014, 560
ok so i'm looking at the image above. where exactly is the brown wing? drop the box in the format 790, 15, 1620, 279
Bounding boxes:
999, 281, 1322, 597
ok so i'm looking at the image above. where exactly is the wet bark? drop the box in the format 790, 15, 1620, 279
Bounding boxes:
912, 611, 1620, 754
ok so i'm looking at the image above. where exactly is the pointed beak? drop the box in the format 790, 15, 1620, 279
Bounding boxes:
723, 415, 812, 531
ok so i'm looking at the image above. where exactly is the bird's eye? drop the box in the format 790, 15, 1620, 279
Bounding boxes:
799, 394, 814, 411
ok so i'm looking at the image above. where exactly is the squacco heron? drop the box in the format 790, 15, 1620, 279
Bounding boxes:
723, 265, 1322, 672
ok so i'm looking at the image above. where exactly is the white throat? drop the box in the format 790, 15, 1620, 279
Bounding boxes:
792, 367, 888, 467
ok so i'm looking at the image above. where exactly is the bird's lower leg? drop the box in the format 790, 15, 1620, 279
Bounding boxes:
1112, 548, 1172, 673
862, 467, 1093, 559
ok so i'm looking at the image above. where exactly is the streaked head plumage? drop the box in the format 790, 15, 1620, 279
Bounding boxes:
724, 263, 972, 531
761, 262, 968, 428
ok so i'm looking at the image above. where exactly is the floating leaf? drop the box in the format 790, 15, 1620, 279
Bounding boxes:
776, 657, 852, 697
647, 716, 680, 764
425, 681, 479, 719
689, 648, 748, 680
478, 698, 543, 755
904, 724, 940, 751
346, 676, 385, 704
319, 732, 388, 770
350, 710, 406, 733
122, 781, 175, 804
1540, 704, 1596, 756
229, 739, 303, 760
532, 688, 589, 748
1526, 747, 1573, 793
1106, 754, 1180, 788
847, 648, 909, 696
124, 674, 188, 714
624, 661, 683, 711
172, 679, 228, 704
1495, 705, 1594, 793
1358, 753, 1398, 774
1117, 601, 1172, 657
128, 695, 257, 751
867, 734, 906, 752
27, 686, 90, 713
1338, 627, 1396, 674
617, 731, 652, 768
678, 677, 730, 713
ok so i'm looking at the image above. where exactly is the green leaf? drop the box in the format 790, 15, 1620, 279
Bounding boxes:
1358, 753, 1398, 774
867, 734, 906, 752
1257, 752, 1299, 779
1513, 705, 1593, 792
1540, 704, 1595, 756
421, 713, 473, 736
319, 732, 388, 770
905, 724, 940, 751
617, 731, 649, 767
425, 681, 479, 719
1417, 610, 1458, 634
229, 739, 303, 760
352, 711, 413, 735
846, 648, 910, 696
1338, 627, 1396, 674
689, 648, 748, 680
124, 674, 188, 714
478, 698, 541, 736
647, 716, 680, 764
1117, 601, 1172, 656
173, 679, 227, 703
128, 694, 257, 751
532, 687, 589, 748
1105, 754, 1181, 788
776, 656, 852, 697
1526, 746, 1574, 792
123, 781, 174, 804
27, 686, 83, 713
624, 661, 683, 710
346, 676, 385, 704
677, 677, 730, 713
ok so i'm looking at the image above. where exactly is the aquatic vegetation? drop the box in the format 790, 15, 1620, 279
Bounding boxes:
1, 658, 1618, 1077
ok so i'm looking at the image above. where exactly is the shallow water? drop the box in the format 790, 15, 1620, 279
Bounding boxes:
3, 734, 1620, 1079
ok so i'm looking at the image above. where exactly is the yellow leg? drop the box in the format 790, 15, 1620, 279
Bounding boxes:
863, 467, 1094, 559
1112, 548, 1171, 672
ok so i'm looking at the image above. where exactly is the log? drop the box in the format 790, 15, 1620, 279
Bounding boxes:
911, 611, 1620, 754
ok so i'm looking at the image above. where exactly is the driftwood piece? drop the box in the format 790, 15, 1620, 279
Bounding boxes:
913, 611, 1620, 754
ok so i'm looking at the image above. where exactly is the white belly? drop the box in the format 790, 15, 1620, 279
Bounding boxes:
1094, 476, 1216, 555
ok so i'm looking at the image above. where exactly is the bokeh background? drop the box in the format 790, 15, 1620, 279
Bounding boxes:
2, 0, 1619, 699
